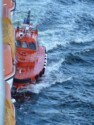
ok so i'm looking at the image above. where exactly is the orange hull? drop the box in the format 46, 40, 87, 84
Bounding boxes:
14, 46, 46, 88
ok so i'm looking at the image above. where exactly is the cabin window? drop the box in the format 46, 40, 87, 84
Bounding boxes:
16, 40, 21, 47
22, 42, 28, 48
29, 42, 36, 50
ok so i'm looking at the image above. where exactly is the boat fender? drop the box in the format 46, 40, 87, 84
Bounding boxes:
40, 72, 42, 77
45, 49, 46, 53
35, 75, 38, 81
42, 68, 45, 74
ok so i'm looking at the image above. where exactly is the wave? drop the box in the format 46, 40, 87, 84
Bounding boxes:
16, 57, 72, 94
65, 53, 85, 64
39, 29, 69, 51
17, 76, 72, 94
59, 0, 79, 5
64, 47, 94, 65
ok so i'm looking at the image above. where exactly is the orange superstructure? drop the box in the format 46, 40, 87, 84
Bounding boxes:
13, 11, 47, 89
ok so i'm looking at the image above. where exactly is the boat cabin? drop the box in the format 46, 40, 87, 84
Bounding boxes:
16, 40, 36, 50
15, 35, 38, 55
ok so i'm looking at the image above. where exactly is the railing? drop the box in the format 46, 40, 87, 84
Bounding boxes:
0, 0, 5, 125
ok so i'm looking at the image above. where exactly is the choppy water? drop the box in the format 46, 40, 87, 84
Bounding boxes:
13, 0, 94, 125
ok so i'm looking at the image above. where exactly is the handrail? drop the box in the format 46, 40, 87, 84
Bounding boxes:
0, 0, 5, 125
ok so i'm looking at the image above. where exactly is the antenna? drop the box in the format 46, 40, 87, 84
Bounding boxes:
27, 10, 31, 24
0, 0, 5, 125
17, 21, 20, 28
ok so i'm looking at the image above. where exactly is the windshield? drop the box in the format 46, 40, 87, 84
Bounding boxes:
29, 42, 36, 50
22, 42, 28, 48
16, 40, 21, 47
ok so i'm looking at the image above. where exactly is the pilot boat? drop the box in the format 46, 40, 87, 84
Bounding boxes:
13, 11, 47, 89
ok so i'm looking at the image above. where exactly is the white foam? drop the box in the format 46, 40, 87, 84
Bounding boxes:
17, 57, 72, 94
25, 76, 72, 94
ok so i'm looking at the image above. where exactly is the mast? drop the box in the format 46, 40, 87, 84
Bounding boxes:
0, 0, 5, 125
